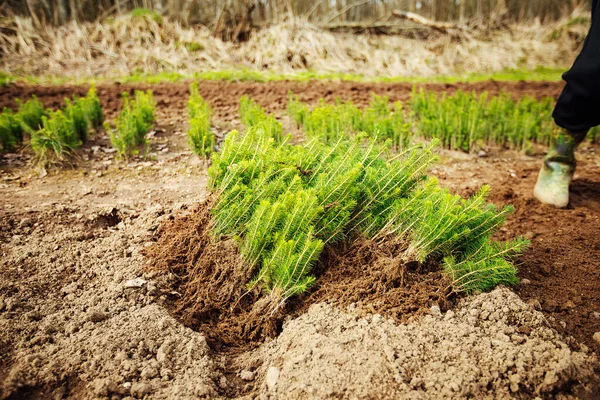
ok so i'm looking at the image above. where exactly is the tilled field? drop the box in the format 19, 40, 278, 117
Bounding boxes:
1, 80, 599, 399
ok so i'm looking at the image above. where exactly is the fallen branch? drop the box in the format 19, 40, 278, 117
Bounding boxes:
392, 10, 457, 33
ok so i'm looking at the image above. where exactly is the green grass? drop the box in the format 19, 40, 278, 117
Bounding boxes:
0, 66, 567, 86
105, 90, 156, 157
187, 82, 214, 158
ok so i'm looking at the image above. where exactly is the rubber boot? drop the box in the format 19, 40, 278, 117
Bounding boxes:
533, 130, 587, 208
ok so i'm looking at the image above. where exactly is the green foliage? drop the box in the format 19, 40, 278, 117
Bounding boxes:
208, 127, 525, 303
130, 8, 163, 24
444, 238, 528, 294
0, 96, 46, 151
287, 93, 412, 149
239, 95, 283, 142
410, 88, 556, 152
31, 110, 81, 162
16, 96, 46, 133
106, 90, 155, 157
386, 180, 526, 293
187, 82, 214, 158
0, 109, 22, 151
288, 89, 591, 153
29, 86, 104, 161
64, 99, 89, 143
79, 85, 104, 129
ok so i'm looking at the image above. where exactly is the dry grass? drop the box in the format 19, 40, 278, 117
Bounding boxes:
0, 11, 589, 79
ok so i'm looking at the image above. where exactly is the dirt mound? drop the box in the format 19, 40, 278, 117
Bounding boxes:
255, 288, 597, 399
433, 147, 600, 360
0, 204, 220, 399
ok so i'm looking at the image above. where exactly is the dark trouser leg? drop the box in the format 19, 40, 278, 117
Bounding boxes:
553, 0, 600, 133
535, 1, 600, 207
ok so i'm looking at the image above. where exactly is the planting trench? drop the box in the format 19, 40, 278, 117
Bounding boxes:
1, 81, 600, 399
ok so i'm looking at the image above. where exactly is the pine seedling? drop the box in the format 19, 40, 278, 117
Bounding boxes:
352, 141, 439, 239
287, 92, 309, 127
255, 230, 323, 299
31, 110, 81, 163
444, 238, 528, 294
79, 85, 104, 128
390, 179, 513, 264
106, 90, 155, 157
64, 98, 89, 143
134, 90, 156, 128
409, 88, 558, 152
239, 95, 283, 142
0, 109, 22, 151
16, 96, 46, 134
287, 94, 412, 148
187, 83, 214, 158
206, 124, 527, 306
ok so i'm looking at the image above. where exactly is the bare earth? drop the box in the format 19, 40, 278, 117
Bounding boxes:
1, 81, 599, 399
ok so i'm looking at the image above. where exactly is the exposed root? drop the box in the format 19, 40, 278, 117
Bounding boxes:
146, 199, 250, 316
146, 200, 283, 349
301, 235, 453, 322
147, 205, 451, 350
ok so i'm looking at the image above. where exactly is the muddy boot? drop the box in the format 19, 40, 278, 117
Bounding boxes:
533, 130, 587, 208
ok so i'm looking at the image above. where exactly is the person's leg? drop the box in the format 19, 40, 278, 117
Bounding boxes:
535, 1, 600, 207
534, 130, 587, 207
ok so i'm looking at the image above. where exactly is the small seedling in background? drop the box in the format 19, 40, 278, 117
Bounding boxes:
287, 92, 412, 149
0, 96, 47, 152
106, 90, 155, 157
0, 109, 23, 151
31, 110, 81, 163
187, 82, 214, 158
29, 86, 104, 163
409, 89, 556, 152
239, 95, 283, 142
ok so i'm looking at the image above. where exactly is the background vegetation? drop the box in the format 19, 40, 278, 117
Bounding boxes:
5, 0, 587, 30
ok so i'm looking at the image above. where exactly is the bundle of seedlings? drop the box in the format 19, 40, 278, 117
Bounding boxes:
187, 82, 214, 158
150, 125, 527, 344
239, 95, 283, 142
0, 96, 45, 152
31, 86, 103, 163
105, 90, 155, 157
410, 89, 557, 152
287, 92, 412, 149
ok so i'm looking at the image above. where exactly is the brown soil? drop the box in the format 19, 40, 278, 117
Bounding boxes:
144, 201, 281, 351
433, 147, 600, 360
297, 238, 452, 323
1, 80, 600, 399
